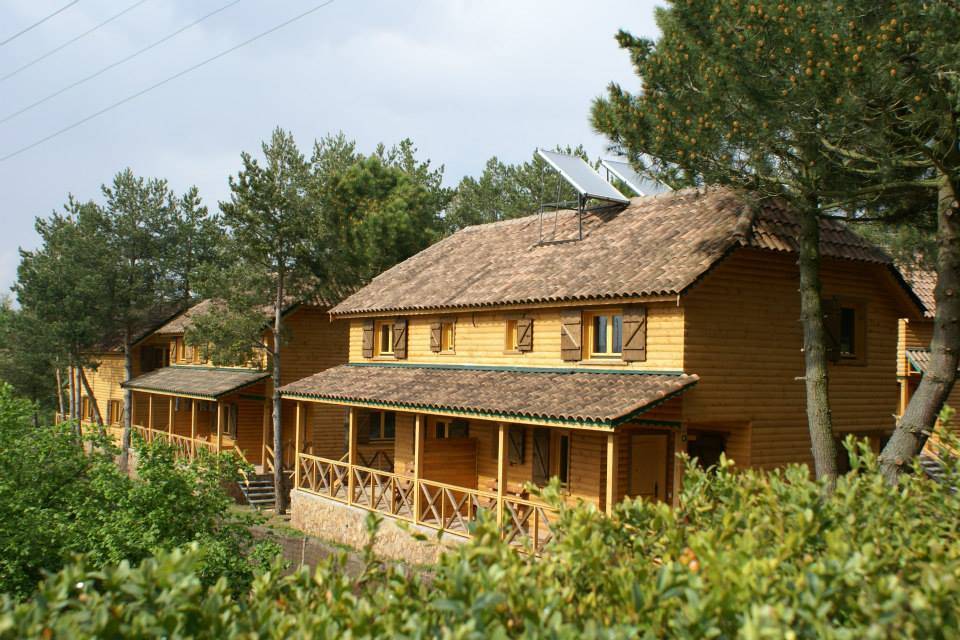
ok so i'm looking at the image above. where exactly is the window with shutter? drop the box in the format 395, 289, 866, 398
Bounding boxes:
392, 318, 408, 359
516, 318, 533, 352
508, 425, 525, 464
560, 310, 582, 361
622, 306, 647, 362
822, 297, 843, 363
532, 428, 550, 485
430, 321, 442, 352
362, 320, 374, 358
822, 297, 867, 365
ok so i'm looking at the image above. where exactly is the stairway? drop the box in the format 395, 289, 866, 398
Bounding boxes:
239, 473, 277, 511
919, 453, 946, 484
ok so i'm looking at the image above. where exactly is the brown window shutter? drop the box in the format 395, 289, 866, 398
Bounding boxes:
516, 318, 534, 352
508, 425, 525, 464
531, 428, 551, 485
429, 321, 442, 353
393, 318, 408, 359
361, 320, 374, 358
560, 310, 582, 361
822, 297, 842, 363
622, 305, 648, 362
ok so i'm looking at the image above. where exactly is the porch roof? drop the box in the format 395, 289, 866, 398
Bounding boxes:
279, 363, 698, 428
122, 365, 269, 400
906, 348, 959, 375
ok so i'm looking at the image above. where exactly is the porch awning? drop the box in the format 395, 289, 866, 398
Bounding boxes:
906, 348, 959, 375
279, 364, 699, 428
122, 366, 269, 400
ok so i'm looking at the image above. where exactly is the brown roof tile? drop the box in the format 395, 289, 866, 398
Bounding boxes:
331, 187, 892, 316
122, 366, 269, 399
900, 267, 937, 318
279, 364, 698, 427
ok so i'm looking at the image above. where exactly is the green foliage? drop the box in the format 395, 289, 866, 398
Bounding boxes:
444, 145, 595, 232
0, 384, 269, 600
7, 434, 960, 638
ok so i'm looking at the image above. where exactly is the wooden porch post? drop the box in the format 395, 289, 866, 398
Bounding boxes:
413, 414, 424, 524
147, 395, 154, 442
347, 407, 357, 504
496, 423, 508, 532
167, 396, 174, 435
262, 401, 270, 469
899, 379, 910, 417
190, 400, 197, 459
130, 392, 137, 431
605, 432, 618, 516
673, 424, 687, 509
294, 402, 302, 490
216, 401, 223, 454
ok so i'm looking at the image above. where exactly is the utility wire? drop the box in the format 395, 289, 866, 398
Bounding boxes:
0, 0, 337, 164
1, 0, 151, 84
0, 0, 244, 125
1, 1, 79, 47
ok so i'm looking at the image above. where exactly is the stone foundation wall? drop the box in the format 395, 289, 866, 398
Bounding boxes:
290, 489, 463, 565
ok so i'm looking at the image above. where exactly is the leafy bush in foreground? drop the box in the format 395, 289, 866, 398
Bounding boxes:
4, 432, 960, 639
0, 384, 275, 599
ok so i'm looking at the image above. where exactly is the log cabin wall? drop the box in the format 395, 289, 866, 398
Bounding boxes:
897, 318, 960, 431
682, 248, 904, 470
346, 303, 684, 371
279, 308, 350, 385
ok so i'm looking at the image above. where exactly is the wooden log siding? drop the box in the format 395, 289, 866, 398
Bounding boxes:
393, 318, 408, 359
560, 310, 582, 362
516, 318, 534, 352
622, 306, 647, 362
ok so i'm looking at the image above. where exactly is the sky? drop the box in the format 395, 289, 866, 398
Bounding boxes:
0, 0, 661, 295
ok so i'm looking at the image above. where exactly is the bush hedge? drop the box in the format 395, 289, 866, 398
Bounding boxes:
3, 431, 959, 639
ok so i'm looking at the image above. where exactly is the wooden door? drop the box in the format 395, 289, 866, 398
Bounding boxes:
629, 434, 668, 502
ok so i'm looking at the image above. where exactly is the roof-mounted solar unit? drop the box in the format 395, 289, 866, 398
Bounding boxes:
535, 149, 629, 244
600, 158, 672, 197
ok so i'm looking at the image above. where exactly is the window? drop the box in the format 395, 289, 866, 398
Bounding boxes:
376, 321, 394, 356
588, 311, 623, 358
840, 307, 856, 357
367, 411, 397, 441
557, 434, 571, 485
108, 400, 122, 424
223, 404, 238, 437
505, 319, 519, 351
440, 321, 455, 353
435, 418, 469, 439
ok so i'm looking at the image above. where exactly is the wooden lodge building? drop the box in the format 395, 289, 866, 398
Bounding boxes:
277, 187, 924, 558
80, 299, 348, 484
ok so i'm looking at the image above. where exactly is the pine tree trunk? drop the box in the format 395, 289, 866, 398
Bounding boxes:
119, 330, 133, 474
78, 367, 105, 426
272, 281, 286, 514
798, 208, 839, 487
881, 178, 960, 481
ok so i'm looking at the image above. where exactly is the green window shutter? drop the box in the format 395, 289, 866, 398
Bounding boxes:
622, 305, 647, 362
361, 320, 374, 358
516, 318, 534, 352
560, 310, 582, 361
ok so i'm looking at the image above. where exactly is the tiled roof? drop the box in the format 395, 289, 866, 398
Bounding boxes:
331, 187, 892, 316
88, 302, 189, 352
279, 364, 698, 427
155, 299, 219, 335
905, 348, 959, 375
900, 267, 937, 318
122, 366, 269, 399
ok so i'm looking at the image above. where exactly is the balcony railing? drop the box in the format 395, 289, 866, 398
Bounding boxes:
295, 452, 560, 553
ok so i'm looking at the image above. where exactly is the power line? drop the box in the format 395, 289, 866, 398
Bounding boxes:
0, 0, 337, 164
0, 1, 79, 47
0, 0, 244, 126
1, 0, 151, 84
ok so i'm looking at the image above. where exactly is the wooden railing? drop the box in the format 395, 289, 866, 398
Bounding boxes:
295, 452, 559, 550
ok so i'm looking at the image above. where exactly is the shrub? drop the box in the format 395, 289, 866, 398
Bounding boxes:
4, 432, 960, 638
0, 383, 272, 599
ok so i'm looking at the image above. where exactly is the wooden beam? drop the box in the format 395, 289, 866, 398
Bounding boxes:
167, 396, 174, 435
605, 432, 618, 516
673, 425, 687, 509
77, 367, 104, 426
294, 401, 302, 490
347, 407, 357, 504
413, 414, 424, 524
496, 423, 508, 532
262, 401, 270, 469
147, 394, 154, 442
216, 401, 223, 454
190, 399, 197, 459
